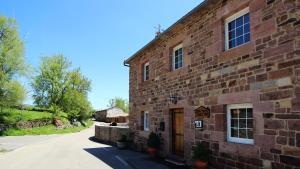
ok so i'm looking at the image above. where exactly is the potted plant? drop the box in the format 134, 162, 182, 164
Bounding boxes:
147, 132, 160, 157
192, 143, 209, 169
116, 134, 128, 149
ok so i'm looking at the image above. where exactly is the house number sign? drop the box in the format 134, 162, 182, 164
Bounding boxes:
195, 120, 203, 128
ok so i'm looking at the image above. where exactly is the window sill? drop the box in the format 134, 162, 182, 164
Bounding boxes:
167, 66, 189, 77
228, 138, 254, 145
219, 42, 254, 62
140, 80, 151, 85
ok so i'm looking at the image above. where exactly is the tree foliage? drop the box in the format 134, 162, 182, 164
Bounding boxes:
0, 81, 26, 108
108, 97, 129, 113
0, 16, 27, 108
32, 55, 92, 121
32, 55, 71, 107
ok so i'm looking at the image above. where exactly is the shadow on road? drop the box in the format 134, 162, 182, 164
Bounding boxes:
84, 147, 133, 169
84, 141, 190, 169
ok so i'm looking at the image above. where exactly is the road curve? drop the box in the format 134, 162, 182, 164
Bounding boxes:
0, 124, 132, 169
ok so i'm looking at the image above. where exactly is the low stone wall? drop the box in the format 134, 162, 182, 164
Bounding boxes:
0, 124, 13, 132
16, 118, 53, 129
0, 118, 53, 133
95, 125, 130, 145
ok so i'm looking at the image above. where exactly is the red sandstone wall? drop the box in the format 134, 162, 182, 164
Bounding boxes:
128, 0, 300, 168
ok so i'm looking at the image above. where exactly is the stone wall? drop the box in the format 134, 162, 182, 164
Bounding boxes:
127, 0, 300, 168
0, 124, 13, 132
16, 119, 53, 129
95, 125, 130, 144
0, 118, 53, 132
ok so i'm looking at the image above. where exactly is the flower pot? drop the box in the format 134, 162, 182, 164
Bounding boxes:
147, 147, 157, 157
194, 160, 208, 169
116, 141, 127, 149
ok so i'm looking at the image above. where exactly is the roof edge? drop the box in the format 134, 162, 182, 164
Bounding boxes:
124, 0, 210, 64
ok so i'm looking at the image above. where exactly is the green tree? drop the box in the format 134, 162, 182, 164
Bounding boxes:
32, 55, 92, 121
62, 90, 92, 121
108, 97, 129, 113
0, 81, 26, 108
32, 55, 71, 107
0, 16, 27, 109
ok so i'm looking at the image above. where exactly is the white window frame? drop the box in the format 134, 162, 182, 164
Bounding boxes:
143, 62, 149, 81
225, 7, 250, 50
172, 44, 183, 71
144, 111, 149, 131
227, 103, 254, 144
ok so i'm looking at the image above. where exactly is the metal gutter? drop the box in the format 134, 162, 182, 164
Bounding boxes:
124, 0, 210, 64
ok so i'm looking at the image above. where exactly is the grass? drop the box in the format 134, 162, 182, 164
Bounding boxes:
1, 120, 93, 136
0, 108, 53, 125
0, 148, 9, 153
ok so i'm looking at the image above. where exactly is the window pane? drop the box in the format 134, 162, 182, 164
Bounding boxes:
236, 16, 243, 27
237, 36, 244, 46
236, 26, 243, 37
178, 48, 182, 55
175, 56, 178, 63
178, 61, 182, 68
231, 128, 239, 137
228, 20, 235, 31
229, 30, 235, 40
231, 109, 239, 118
229, 39, 236, 49
247, 119, 253, 128
244, 13, 250, 23
239, 109, 247, 118
240, 119, 247, 128
247, 129, 253, 139
244, 33, 250, 43
175, 50, 178, 56
244, 23, 250, 33
226, 12, 250, 50
231, 119, 239, 128
247, 108, 253, 118
239, 129, 247, 138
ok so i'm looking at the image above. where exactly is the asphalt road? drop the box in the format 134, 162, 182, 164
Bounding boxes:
0, 134, 60, 152
0, 124, 168, 169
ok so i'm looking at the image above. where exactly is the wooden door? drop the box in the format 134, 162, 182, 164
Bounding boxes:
172, 109, 184, 156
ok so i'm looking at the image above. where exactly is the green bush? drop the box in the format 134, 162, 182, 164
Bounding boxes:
192, 143, 209, 161
118, 134, 127, 142
147, 132, 160, 149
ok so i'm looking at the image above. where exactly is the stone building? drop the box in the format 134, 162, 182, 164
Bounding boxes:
124, 0, 300, 168
95, 107, 129, 123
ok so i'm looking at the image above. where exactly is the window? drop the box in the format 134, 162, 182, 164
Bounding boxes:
227, 103, 253, 144
143, 62, 149, 81
225, 8, 250, 50
143, 111, 149, 131
172, 44, 183, 70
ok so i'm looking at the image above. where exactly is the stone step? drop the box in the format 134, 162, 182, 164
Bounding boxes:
164, 155, 186, 166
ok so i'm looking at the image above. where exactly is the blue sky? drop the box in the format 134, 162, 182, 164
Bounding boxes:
0, 0, 201, 110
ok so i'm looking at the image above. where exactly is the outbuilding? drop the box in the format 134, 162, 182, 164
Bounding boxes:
95, 107, 128, 123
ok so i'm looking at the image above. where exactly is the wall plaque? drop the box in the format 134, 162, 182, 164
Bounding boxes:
195, 120, 203, 128
195, 106, 210, 119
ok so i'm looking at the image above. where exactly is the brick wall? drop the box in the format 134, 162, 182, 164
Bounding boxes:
127, 0, 300, 168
